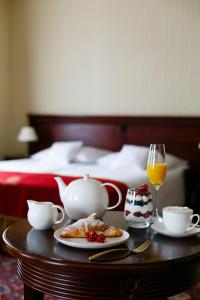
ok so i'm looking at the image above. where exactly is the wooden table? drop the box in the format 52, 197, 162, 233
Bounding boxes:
2, 211, 200, 300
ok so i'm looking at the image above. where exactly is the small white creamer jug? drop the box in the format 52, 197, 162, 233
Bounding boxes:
27, 200, 65, 230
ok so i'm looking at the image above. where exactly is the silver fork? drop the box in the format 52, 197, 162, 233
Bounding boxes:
89, 240, 152, 261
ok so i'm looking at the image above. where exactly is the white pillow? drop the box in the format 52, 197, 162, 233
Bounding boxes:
97, 152, 120, 166
31, 147, 51, 160
33, 141, 83, 166
111, 144, 149, 169
166, 153, 188, 169
97, 144, 188, 170
73, 146, 111, 164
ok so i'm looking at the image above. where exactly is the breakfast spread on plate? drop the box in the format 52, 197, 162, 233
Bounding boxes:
60, 213, 123, 243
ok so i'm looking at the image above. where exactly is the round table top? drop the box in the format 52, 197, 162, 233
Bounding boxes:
3, 211, 200, 272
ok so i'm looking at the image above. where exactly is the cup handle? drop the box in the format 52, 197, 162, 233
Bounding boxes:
187, 214, 200, 231
101, 183, 122, 210
53, 205, 65, 224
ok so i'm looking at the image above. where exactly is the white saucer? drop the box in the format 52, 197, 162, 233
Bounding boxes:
54, 228, 129, 249
151, 221, 200, 238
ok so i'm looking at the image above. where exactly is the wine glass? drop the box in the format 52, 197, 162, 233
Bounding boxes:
147, 144, 167, 223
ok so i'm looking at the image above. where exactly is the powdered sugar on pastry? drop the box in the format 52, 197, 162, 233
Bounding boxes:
60, 213, 122, 238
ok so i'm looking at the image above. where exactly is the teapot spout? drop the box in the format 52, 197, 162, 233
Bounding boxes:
54, 177, 67, 202
27, 199, 37, 209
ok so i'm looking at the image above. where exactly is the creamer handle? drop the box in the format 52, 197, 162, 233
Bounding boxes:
52, 205, 65, 224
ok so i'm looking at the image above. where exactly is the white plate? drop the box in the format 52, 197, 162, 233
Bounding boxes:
151, 221, 200, 238
54, 228, 130, 249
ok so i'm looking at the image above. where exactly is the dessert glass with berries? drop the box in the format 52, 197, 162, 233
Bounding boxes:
124, 183, 153, 228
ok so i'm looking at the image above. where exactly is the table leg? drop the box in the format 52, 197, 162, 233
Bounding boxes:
24, 283, 44, 300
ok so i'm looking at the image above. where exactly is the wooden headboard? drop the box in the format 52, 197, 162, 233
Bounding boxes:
28, 115, 200, 169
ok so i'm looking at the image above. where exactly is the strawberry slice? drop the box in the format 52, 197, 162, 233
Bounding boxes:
135, 183, 149, 196
96, 233, 105, 243
139, 183, 148, 191
86, 231, 106, 243
86, 231, 97, 242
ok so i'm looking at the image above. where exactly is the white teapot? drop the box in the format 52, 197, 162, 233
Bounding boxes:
54, 174, 122, 220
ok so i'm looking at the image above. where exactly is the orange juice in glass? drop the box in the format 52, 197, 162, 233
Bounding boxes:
147, 162, 167, 188
147, 144, 167, 223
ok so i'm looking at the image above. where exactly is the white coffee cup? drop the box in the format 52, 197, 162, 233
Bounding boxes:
163, 206, 200, 234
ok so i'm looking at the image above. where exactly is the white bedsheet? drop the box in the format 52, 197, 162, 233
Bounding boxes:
0, 159, 62, 173
0, 159, 187, 213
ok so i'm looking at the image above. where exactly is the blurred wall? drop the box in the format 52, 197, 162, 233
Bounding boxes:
0, 0, 11, 157
3, 0, 200, 155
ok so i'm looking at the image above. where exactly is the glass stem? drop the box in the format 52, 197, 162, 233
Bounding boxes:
152, 187, 160, 223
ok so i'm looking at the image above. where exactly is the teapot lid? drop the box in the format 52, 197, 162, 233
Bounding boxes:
76, 174, 101, 186
68, 174, 101, 187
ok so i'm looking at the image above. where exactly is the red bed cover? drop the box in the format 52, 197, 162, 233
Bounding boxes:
0, 172, 128, 218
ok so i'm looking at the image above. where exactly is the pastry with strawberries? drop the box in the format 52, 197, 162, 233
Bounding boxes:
60, 213, 122, 239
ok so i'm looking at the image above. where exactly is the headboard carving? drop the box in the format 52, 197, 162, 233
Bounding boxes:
28, 115, 200, 169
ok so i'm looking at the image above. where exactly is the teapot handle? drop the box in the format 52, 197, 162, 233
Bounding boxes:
101, 183, 122, 210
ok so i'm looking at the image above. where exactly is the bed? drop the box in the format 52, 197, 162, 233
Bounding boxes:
0, 115, 199, 235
